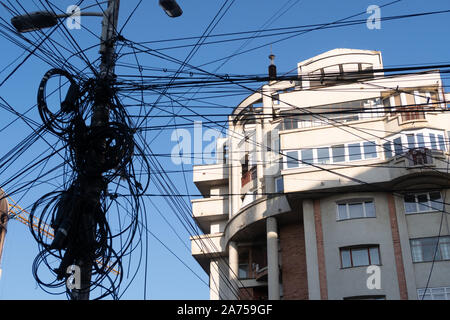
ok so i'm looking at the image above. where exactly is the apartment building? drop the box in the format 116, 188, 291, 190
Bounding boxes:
190, 48, 450, 300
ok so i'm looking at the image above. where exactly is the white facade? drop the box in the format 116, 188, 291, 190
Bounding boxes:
191, 49, 450, 300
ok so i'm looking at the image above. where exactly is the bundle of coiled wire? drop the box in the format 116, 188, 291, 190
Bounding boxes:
30, 68, 151, 299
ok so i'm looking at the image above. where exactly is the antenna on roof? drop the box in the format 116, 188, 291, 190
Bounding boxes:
268, 47, 277, 81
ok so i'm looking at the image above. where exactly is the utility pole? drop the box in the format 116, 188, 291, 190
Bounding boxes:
10, 0, 183, 300
73, 0, 120, 300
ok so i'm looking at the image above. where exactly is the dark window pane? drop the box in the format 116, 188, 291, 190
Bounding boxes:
421, 238, 439, 262
352, 248, 370, 266
286, 151, 299, 168
275, 177, 284, 193
332, 144, 345, 162
407, 134, 416, 149
363, 141, 377, 159
438, 135, 446, 151
301, 148, 314, 165
348, 143, 362, 161
317, 147, 330, 164
393, 137, 403, 155
430, 133, 437, 150
404, 194, 417, 213
383, 142, 392, 159
417, 133, 425, 148
417, 194, 429, 212
429, 192, 443, 211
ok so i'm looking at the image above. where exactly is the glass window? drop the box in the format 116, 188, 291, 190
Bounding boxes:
286, 151, 299, 168
417, 133, 425, 148
337, 200, 376, 220
383, 141, 392, 159
338, 204, 347, 220
429, 133, 437, 150
332, 144, 345, 163
417, 194, 429, 212
429, 192, 444, 212
406, 134, 415, 149
363, 141, 377, 159
301, 148, 314, 165
404, 192, 443, 214
404, 194, 417, 213
365, 201, 376, 217
349, 203, 364, 219
352, 248, 370, 266
393, 137, 403, 155
369, 247, 380, 265
438, 134, 446, 151
418, 287, 450, 300
340, 246, 380, 268
410, 236, 450, 263
348, 143, 362, 161
275, 177, 284, 193
317, 147, 330, 164
341, 249, 352, 268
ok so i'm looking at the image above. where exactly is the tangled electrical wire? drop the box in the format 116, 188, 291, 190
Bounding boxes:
29, 68, 151, 300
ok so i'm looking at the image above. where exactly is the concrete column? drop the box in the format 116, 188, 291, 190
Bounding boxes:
266, 216, 280, 300
228, 241, 239, 299
228, 122, 241, 217
209, 259, 220, 300
255, 120, 263, 198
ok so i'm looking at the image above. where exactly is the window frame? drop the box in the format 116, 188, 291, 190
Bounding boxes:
410, 236, 450, 263
336, 199, 376, 221
417, 287, 450, 300
403, 191, 444, 214
339, 245, 381, 269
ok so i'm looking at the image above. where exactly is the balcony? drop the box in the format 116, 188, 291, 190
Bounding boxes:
281, 150, 449, 194
190, 233, 224, 257
241, 166, 257, 187
193, 163, 228, 196
405, 148, 433, 167
191, 196, 228, 233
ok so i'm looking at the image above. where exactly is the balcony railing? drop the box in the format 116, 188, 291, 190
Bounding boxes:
405, 148, 433, 166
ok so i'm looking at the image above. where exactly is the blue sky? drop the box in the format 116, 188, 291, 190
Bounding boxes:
0, 0, 449, 300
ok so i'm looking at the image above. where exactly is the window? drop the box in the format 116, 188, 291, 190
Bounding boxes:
275, 177, 284, 193
238, 251, 249, 279
301, 148, 314, 165
406, 134, 416, 149
418, 287, 450, 300
363, 141, 377, 159
285, 151, 299, 169
383, 141, 392, 159
332, 144, 345, 163
340, 245, 380, 268
437, 134, 446, 151
283, 116, 298, 130
393, 137, 403, 156
337, 200, 376, 220
404, 191, 443, 214
317, 147, 330, 164
348, 143, 362, 161
416, 133, 425, 148
410, 236, 450, 263
429, 133, 437, 150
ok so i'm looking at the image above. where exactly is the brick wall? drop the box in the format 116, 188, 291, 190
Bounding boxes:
279, 223, 309, 299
